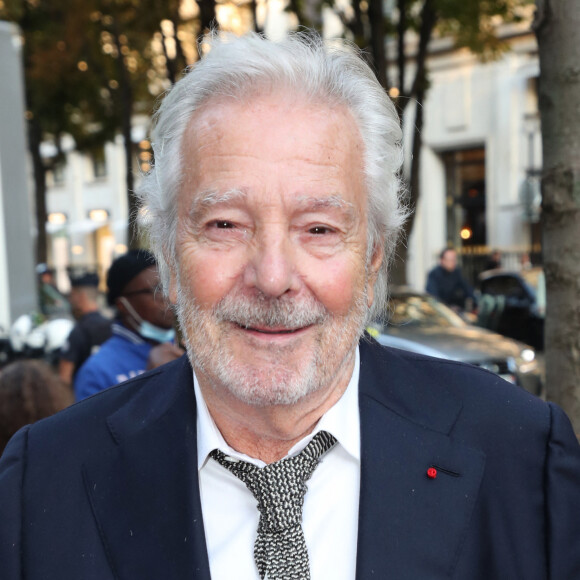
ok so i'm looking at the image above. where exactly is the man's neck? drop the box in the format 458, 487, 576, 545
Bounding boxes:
196, 357, 355, 464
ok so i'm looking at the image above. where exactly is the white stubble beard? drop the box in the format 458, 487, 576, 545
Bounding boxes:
175, 274, 370, 407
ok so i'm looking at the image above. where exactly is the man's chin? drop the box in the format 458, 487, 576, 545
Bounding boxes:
216, 362, 318, 407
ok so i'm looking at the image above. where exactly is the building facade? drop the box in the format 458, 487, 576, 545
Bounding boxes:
406, 22, 542, 289
44, 122, 151, 292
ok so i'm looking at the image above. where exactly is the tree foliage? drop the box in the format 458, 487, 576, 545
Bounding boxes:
1, 0, 121, 262
0, 0, 218, 256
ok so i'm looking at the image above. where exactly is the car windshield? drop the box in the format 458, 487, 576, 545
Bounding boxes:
386, 294, 467, 329
521, 267, 546, 314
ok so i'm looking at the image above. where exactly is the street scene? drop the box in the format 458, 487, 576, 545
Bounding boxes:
0, 1, 579, 578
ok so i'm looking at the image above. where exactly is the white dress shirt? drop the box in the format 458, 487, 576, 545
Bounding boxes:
196, 348, 361, 579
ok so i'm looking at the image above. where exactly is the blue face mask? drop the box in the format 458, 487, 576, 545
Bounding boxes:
138, 320, 175, 343
119, 297, 175, 344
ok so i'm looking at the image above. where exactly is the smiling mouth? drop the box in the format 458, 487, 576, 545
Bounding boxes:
235, 323, 306, 335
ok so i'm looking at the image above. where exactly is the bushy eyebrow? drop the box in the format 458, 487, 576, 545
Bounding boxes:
295, 194, 354, 213
187, 190, 356, 225
187, 188, 247, 222
295, 194, 357, 226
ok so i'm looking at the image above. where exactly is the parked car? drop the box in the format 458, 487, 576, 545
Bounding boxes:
368, 290, 542, 395
477, 268, 545, 350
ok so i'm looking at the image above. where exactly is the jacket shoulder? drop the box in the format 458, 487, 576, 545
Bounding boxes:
359, 338, 551, 440
28, 355, 192, 452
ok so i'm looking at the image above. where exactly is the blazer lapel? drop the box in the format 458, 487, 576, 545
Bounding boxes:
83, 357, 211, 580
355, 341, 486, 579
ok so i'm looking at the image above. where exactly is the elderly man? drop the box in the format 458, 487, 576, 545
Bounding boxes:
1, 32, 579, 580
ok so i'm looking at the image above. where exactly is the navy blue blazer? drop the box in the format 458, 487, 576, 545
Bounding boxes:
1, 339, 580, 579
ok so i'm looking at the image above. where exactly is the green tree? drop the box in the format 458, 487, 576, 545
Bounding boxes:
85, 1, 159, 247
389, 0, 530, 283
1, 0, 217, 257
533, 0, 580, 430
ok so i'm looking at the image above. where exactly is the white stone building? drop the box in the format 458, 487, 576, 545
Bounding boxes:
405, 21, 542, 289
44, 121, 151, 292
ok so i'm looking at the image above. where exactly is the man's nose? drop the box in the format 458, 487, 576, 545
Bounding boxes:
243, 233, 297, 298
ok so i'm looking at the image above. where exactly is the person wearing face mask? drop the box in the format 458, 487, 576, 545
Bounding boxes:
73, 250, 182, 401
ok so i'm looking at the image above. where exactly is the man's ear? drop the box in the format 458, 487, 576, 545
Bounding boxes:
366, 241, 384, 307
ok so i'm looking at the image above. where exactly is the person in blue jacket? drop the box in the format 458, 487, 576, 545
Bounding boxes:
73, 250, 179, 401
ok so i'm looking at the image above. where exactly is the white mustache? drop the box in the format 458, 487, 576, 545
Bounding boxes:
213, 292, 328, 330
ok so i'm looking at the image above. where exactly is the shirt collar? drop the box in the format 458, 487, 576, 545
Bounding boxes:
111, 321, 146, 345
195, 347, 361, 470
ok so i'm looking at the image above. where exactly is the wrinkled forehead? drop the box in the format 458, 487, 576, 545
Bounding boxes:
178, 93, 368, 218
183, 83, 356, 146
181, 89, 365, 172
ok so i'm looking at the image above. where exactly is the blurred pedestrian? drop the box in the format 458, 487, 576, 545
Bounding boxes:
73, 250, 179, 401
58, 273, 112, 386
0, 360, 73, 456
426, 247, 477, 311
36, 264, 71, 318
483, 249, 502, 271
521, 252, 533, 270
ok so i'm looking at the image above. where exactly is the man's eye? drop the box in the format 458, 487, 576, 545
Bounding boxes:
213, 220, 235, 229
309, 226, 332, 235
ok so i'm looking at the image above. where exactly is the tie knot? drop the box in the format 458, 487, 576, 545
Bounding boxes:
210, 431, 337, 532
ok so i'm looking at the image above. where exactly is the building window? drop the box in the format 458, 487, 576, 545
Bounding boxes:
442, 147, 486, 249
52, 162, 66, 185
91, 147, 107, 179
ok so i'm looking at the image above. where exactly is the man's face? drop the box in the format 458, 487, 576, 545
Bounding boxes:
171, 94, 381, 407
40, 272, 53, 285
120, 266, 174, 329
440, 249, 457, 272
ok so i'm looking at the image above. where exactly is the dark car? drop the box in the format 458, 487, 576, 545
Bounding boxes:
368, 290, 542, 395
477, 268, 545, 350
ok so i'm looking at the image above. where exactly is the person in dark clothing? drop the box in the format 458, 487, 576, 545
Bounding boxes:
58, 273, 112, 386
426, 248, 477, 311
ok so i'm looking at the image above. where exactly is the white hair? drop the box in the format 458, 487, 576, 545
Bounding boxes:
138, 30, 407, 320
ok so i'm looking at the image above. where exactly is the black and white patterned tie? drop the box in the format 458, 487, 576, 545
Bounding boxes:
210, 430, 337, 580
